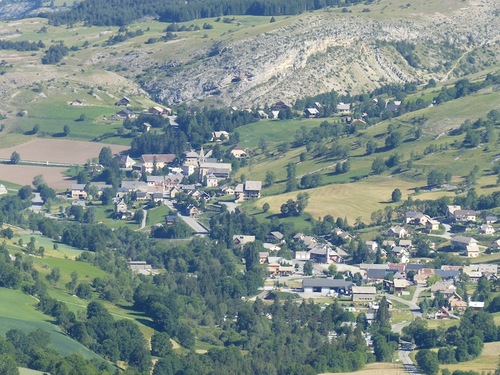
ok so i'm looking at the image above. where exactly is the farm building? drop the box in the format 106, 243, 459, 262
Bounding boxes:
302, 279, 353, 295
352, 286, 377, 302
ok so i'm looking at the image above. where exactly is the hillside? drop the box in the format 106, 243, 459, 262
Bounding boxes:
0, 0, 498, 116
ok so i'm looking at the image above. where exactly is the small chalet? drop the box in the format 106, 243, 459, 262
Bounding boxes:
430, 280, 456, 297
393, 279, 410, 293
336, 102, 351, 114
259, 252, 269, 264
266, 231, 285, 244
204, 173, 219, 188
448, 293, 468, 312
211, 131, 230, 142
69, 99, 84, 106
385, 101, 401, 112
405, 211, 425, 224
333, 228, 354, 242
235, 181, 262, 202
447, 205, 461, 217
115, 154, 136, 170
229, 145, 247, 159
185, 204, 200, 218
469, 301, 485, 311
365, 241, 378, 253
480, 224, 495, 235
426, 218, 440, 232
271, 101, 292, 111
305, 108, 320, 118
454, 209, 477, 222
148, 106, 171, 116
485, 216, 497, 224
116, 109, 136, 119
0, 184, 7, 195
387, 226, 409, 238
466, 245, 480, 258
115, 97, 131, 107
233, 235, 256, 247
451, 236, 478, 250
115, 199, 128, 214
140, 154, 176, 174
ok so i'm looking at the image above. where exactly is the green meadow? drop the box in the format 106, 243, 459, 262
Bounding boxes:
0, 288, 103, 360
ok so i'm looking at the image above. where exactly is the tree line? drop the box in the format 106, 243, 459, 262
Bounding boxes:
44, 0, 365, 26
0, 39, 44, 51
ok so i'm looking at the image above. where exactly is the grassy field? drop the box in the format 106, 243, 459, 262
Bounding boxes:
0, 288, 103, 360
440, 342, 500, 373
255, 176, 417, 222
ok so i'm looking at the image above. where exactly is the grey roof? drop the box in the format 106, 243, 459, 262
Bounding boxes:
406, 264, 424, 271
435, 270, 459, 279
303, 278, 353, 289
360, 263, 388, 270
367, 268, 387, 280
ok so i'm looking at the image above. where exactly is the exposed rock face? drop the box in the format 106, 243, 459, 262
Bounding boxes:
139, 1, 500, 107
0, 0, 41, 20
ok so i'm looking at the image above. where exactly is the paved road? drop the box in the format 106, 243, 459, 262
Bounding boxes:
388, 285, 426, 375
139, 209, 148, 230
165, 200, 209, 235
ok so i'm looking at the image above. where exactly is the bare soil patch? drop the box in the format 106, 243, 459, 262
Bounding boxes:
0, 164, 74, 190
0, 139, 128, 164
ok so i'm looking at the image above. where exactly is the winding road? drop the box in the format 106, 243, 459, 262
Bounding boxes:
387, 285, 426, 375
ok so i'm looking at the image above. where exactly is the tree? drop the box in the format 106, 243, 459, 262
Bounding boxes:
427, 170, 444, 187
391, 188, 402, 202
0, 354, 19, 375
98, 146, 113, 167
18, 185, 33, 200
39, 184, 56, 203
371, 156, 386, 174
63, 125, 70, 136
32, 124, 40, 134
416, 349, 439, 375
303, 261, 313, 276
265, 170, 276, 187
286, 162, 297, 192
296, 192, 309, 214
385, 130, 403, 149
10, 151, 20, 164
76, 283, 92, 299
46, 267, 61, 286
133, 209, 145, 224
151, 332, 173, 357
262, 202, 270, 213
366, 140, 377, 155
32, 174, 45, 190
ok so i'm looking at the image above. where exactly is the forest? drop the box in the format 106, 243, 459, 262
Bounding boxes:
43, 0, 367, 26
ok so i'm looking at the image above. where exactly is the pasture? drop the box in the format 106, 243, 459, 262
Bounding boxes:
0, 288, 103, 360
440, 341, 500, 373
255, 176, 417, 222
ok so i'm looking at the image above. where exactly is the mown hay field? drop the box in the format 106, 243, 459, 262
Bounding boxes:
256, 177, 416, 222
